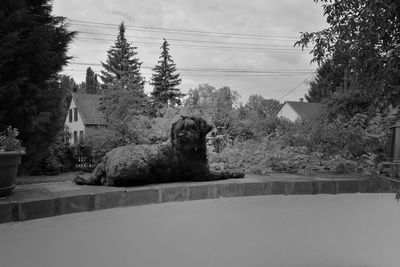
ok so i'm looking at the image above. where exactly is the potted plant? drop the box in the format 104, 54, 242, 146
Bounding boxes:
0, 126, 25, 197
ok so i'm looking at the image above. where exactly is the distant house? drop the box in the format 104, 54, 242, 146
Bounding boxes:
64, 93, 107, 146
277, 99, 323, 122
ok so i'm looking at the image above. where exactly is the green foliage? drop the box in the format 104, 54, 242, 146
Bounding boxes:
296, 0, 400, 115
245, 95, 281, 119
99, 75, 150, 122
100, 22, 144, 87
276, 111, 395, 161
209, 107, 396, 176
305, 60, 344, 103
85, 67, 98, 94
0, 0, 75, 171
0, 126, 25, 152
184, 84, 239, 132
150, 39, 184, 107
31, 131, 71, 175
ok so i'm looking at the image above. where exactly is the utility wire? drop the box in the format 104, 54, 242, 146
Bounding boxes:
67, 62, 315, 74
278, 73, 315, 101
70, 19, 299, 40
76, 30, 297, 48
75, 37, 307, 53
63, 68, 314, 77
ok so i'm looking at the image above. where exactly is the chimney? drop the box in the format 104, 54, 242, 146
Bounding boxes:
299, 98, 304, 102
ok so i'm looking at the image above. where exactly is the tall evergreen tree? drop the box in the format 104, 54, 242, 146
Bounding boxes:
100, 22, 144, 88
100, 75, 149, 122
150, 39, 183, 106
85, 67, 98, 94
0, 0, 75, 171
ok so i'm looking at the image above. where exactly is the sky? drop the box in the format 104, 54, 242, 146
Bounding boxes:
52, 0, 328, 104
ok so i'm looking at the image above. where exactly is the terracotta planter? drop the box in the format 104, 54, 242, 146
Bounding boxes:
0, 151, 24, 197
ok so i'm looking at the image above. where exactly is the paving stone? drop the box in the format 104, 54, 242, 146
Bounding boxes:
238, 182, 266, 196
188, 184, 218, 201
18, 198, 56, 221
316, 180, 337, 194
216, 182, 239, 198
269, 181, 286, 195
285, 181, 313, 195
336, 180, 360, 193
122, 188, 159, 206
56, 194, 94, 215
360, 178, 391, 193
160, 186, 189, 202
0, 201, 16, 223
94, 191, 124, 210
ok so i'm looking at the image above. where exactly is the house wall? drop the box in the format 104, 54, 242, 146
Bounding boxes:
64, 97, 85, 146
277, 103, 300, 122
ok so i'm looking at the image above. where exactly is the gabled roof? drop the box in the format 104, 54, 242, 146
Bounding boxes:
284, 101, 323, 120
72, 93, 107, 125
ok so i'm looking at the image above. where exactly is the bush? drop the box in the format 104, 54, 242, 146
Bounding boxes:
209, 111, 396, 176
31, 131, 71, 175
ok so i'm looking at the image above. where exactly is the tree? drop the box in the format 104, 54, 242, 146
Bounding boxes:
0, 0, 75, 171
99, 75, 149, 122
60, 75, 77, 93
76, 81, 86, 93
245, 95, 281, 119
150, 39, 183, 107
305, 60, 344, 103
295, 0, 400, 116
100, 22, 144, 88
85, 67, 98, 94
184, 83, 216, 118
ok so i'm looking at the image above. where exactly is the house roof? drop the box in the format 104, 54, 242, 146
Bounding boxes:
284, 101, 323, 120
72, 93, 107, 125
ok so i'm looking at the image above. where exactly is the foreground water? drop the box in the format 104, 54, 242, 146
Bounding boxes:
0, 193, 399, 267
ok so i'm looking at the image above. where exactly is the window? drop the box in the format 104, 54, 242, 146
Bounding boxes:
74, 108, 78, 122
68, 109, 72, 122
79, 130, 84, 142
73, 131, 78, 145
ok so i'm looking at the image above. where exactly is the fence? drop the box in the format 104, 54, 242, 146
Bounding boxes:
70, 145, 95, 171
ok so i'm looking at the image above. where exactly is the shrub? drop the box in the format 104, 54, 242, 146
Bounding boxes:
31, 131, 70, 175
0, 126, 25, 152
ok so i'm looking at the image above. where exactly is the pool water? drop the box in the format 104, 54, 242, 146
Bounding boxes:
0, 193, 399, 267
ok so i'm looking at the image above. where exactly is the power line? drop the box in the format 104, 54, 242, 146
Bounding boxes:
75, 37, 308, 53
76, 30, 297, 48
69, 19, 299, 41
67, 62, 315, 74
63, 68, 314, 77
278, 73, 315, 101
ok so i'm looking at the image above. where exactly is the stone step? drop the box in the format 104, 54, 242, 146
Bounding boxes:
0, 176, 397, 224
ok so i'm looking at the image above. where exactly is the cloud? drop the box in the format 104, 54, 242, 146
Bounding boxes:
53, 0, 327, 103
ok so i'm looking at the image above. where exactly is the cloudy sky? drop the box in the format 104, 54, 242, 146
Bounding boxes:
53, 0, 328, 103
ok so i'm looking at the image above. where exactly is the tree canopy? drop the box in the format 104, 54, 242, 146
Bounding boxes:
0, 0, 75, 171
100, 22, 144, 88
296, 0, 400, 116
99, 75, 149, 122
85, 67, 98, 94
150, 39, 183, 107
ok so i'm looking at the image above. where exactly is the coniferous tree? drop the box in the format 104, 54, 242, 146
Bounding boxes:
150, 39, 183, 106
85, 67, 98, 94
0, 0, 75, 171
100, 22, 144, 88
100, 74, 149, 122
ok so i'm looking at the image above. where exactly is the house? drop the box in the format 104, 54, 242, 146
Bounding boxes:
64, 93, 107, 146
277, 98, 323, 122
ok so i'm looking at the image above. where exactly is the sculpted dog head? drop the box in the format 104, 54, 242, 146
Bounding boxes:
170, 116, 213, 154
